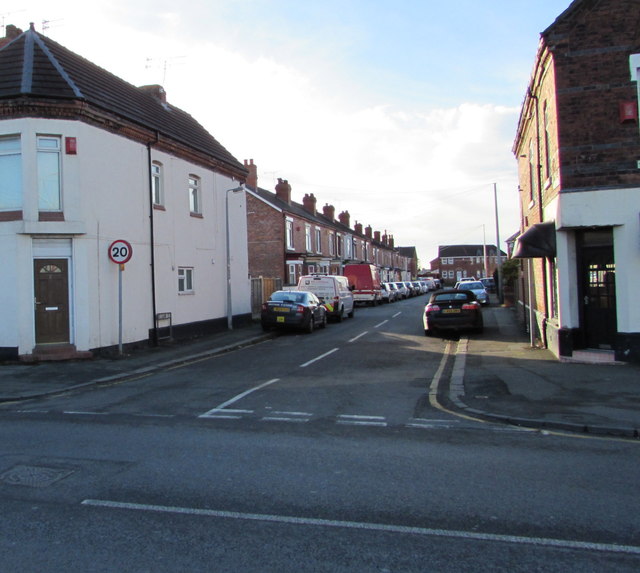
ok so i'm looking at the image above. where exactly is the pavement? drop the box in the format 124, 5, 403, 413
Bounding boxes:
1, 305, 639, 439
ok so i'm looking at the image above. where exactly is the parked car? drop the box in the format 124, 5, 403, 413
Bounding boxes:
423, 289, 484, 336
454, 280, 489, 305
479, 277, 496, 293
343, 264, 382, 306
297, 275, 355, 321
386, 282, 399, 301
381, 282, 396, 303
394, 282, 409, 299
458, 276, 476, 282
404, 281, 417, 297
261, 290, 327, 333
412, 281, 425, 295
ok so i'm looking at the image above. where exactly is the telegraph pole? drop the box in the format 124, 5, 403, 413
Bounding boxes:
494, 183, 503, 304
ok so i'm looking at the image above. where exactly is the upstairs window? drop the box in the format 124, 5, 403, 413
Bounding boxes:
152, 161, 164, 206
189, 175, 201, 215
315, 228, 322, 253
286, 218, 294, 250
37, 136, 61, 211
0, 135, 21, 210
528, 139, 536, 204
305, 224, 312, 252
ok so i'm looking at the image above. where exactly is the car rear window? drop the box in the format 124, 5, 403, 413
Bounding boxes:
271, 292, 307, 303
433, 292, 472, 303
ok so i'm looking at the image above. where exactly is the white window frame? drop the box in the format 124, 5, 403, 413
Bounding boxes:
189, 175, 201, 214
328, 232, 336, 257
178, 267, 194, 293
315, 227, 322, 254
305, 224, 312, 252
286, 218, 294, 250
37, 135, 62, 211
0, 134, 21, 210
152, 161, 164, 206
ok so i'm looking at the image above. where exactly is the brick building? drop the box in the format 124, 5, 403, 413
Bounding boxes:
512, 0, 640, 362
244, 160, 414, 295
430, 245, 505, 286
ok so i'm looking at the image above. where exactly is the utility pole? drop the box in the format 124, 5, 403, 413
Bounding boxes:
494, 183, 503, 304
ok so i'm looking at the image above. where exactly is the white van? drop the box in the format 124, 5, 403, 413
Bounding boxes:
297, 275, 355, 321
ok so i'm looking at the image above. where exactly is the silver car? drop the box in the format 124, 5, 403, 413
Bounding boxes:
454, 281, 489, 305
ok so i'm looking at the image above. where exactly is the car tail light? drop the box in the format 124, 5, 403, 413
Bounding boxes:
425, 304, 440, 314
261, 303, 268, 311
296, 305, 305, 314
462, 302, 479, 310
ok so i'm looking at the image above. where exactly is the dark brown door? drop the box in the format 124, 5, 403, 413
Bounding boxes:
580, 239, 616, 349
34, 259, 70, 344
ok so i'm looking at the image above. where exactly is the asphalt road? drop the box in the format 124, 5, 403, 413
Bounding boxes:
1, 296, 639, 572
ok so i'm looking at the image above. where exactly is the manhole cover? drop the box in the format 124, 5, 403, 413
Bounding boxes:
0, 464, 75, 487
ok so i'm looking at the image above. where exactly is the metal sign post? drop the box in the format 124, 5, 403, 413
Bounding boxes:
108, 240, 133, 355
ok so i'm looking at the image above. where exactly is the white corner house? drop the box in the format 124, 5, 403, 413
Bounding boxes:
0, 24, 250, 361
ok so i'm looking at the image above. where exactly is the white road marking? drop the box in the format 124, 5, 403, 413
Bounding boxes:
63, 411, 108, 416
198, 379, 280, 418
348, 331, 368, 343
392, 312, 402, 318
300, 348, 339, 368
81, 499, 640, 556
262, 411, 312, 423
406, 418, 460, 429
374, 320, 388, 328
337, 414, 387, 427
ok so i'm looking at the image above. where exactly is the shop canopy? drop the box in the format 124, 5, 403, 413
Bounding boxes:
512, 221, 556, 258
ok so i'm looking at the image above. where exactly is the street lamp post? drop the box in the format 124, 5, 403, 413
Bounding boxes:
225, 184, 246, 330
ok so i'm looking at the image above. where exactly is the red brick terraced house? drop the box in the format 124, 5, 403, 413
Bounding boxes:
430, 245, 506, 286
512, 0, 640, 363
243, 160, 414, 305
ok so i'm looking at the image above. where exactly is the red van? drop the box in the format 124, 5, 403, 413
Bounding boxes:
343, 264, 382, 306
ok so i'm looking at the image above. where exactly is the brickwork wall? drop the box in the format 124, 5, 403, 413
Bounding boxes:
545, 0, 640, 192
246, 194, 284, 279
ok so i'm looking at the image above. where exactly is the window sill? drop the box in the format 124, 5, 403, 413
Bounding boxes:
153, 204, 166, 211
0, 210, 23, 221
190, 212, 203, 219
39, 211, 65, 222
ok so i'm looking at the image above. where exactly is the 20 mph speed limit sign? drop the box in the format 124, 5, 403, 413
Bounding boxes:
108, 240, 133, 264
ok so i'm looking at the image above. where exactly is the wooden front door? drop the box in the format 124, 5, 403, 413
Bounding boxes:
34, 259, 70, 344
578, 231, 616, 349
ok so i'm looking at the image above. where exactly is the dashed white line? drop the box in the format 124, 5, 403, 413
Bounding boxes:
337, 414, 387, 427
348, 331, 369, 343
392, 312, 402, 318
300, 348, 339, 368
374, 320, 388, 328
81, 499, 640, 556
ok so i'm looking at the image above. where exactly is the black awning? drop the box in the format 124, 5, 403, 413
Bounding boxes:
512, 221, 556, 258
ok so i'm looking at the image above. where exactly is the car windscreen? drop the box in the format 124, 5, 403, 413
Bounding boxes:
463, 282, 483, 289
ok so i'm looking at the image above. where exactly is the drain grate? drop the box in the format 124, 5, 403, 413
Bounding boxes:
0, 464, 75, 487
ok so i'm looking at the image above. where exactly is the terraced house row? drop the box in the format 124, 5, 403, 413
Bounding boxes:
0, 24, 416, 361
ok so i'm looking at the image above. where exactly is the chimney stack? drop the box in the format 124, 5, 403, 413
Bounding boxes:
275, 178, 292, 204
354, 221, 363, 235
0, 24, 23, 48
365, 225, 373, 239
374, 230, 381, 242
139, 84, 167, 103
322, 203, 335, 221
338, 211, 351, 228
302, 193, 317, 215
244, 159, 258, 188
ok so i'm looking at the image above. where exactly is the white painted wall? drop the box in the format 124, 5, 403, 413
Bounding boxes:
0, 118, 249, 356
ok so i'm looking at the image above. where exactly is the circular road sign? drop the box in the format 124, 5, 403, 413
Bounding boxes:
108, 240, 133, 264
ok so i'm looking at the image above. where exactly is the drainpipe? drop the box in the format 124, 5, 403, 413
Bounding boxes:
147, 132, 159, 346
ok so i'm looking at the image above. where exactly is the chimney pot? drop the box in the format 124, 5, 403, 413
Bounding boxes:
244, 159, 258, 188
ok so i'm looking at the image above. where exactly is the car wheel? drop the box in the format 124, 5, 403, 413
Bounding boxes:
305, 316, 315, 334
424, 329, 431, 337
348, 306, 355, 318
261, 323, 270, 332
321, 313, 327, 329
336, 307, 344, 322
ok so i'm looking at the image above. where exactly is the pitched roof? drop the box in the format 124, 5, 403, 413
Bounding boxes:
0, 24, 246, 177
438, 244, 506, 257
